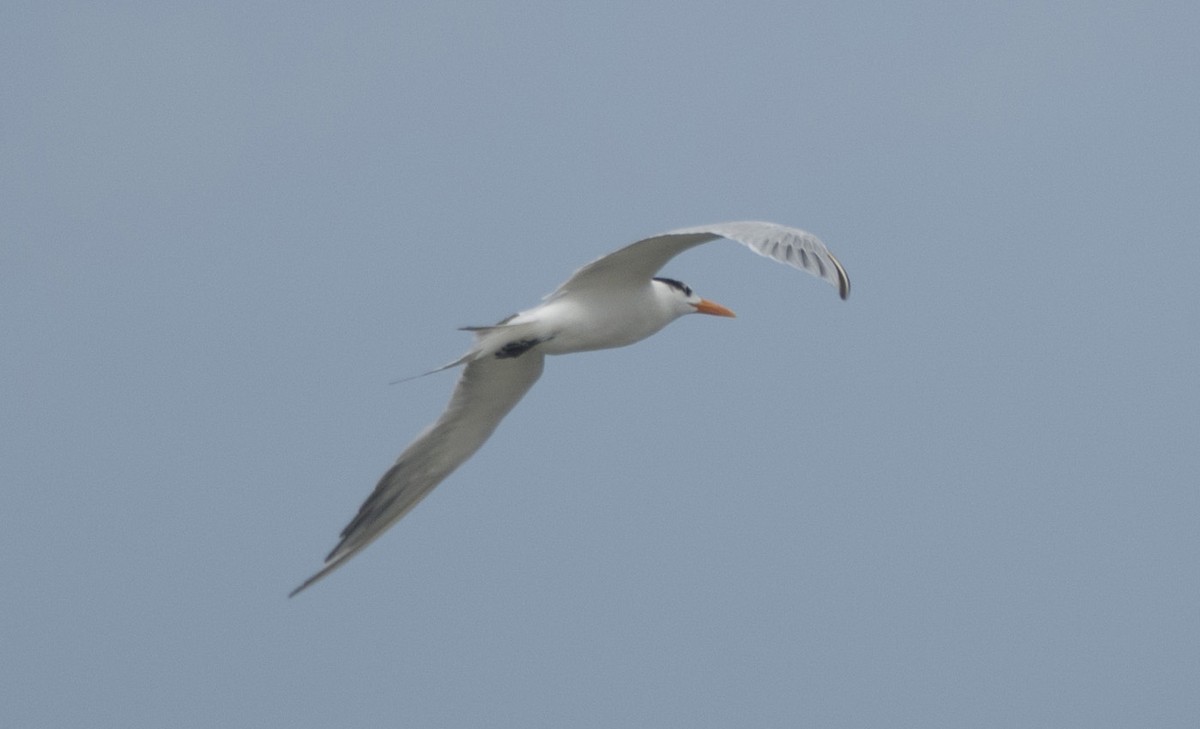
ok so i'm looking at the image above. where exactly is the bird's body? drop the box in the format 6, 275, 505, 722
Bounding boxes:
290, 221, 849, 596
474, 279, 683, 356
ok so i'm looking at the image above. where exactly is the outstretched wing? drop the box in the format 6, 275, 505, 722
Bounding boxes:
290, 351, 545, 596
552, 220, 849, 300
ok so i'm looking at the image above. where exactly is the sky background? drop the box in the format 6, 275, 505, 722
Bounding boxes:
4, 2, 1198, 727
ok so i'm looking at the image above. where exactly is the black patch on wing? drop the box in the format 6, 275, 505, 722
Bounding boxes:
653, 277, 692, 296
495, 337, 544, 359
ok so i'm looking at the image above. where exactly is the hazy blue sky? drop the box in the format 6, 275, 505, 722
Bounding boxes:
4, 2, 1198, 727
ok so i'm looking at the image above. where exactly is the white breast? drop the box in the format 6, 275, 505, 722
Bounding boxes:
517, 284, 678, 355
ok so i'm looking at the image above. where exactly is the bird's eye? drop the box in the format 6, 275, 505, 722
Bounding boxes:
653, 277, 692, 296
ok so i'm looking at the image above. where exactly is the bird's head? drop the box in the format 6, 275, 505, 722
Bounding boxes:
652, 276, 736, 319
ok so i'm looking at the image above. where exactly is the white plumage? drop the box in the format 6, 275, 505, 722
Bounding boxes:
290, 221, 849, 596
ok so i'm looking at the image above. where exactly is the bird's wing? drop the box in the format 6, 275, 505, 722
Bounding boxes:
290, 350, 545, 596
552, 220, 849, 300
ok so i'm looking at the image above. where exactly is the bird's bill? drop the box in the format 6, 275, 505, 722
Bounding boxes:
693, 299, 736, 317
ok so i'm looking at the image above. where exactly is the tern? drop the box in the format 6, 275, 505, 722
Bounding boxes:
290, 221, 849, 596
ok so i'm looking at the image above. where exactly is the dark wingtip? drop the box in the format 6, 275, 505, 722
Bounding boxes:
288, 566, 328, 598
831, 255, 850, 300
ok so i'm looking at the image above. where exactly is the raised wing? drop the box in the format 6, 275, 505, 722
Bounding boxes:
552, 220, 849, 300
290, 351, 545, 596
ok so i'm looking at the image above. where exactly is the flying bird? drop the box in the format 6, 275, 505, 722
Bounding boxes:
290, 221, 849, 596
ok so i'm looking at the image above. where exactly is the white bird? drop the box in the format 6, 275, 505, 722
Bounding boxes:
290, 221, 849, 596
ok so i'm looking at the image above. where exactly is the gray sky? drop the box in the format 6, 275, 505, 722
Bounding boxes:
4, 2, 1198, 727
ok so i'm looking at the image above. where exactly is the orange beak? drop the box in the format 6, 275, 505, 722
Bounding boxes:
693, 298, 736, 317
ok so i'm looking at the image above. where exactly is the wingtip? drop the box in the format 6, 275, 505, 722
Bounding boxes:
830, 253, 851, 300
288, 560, 340, 598
288, 573, 319, 599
